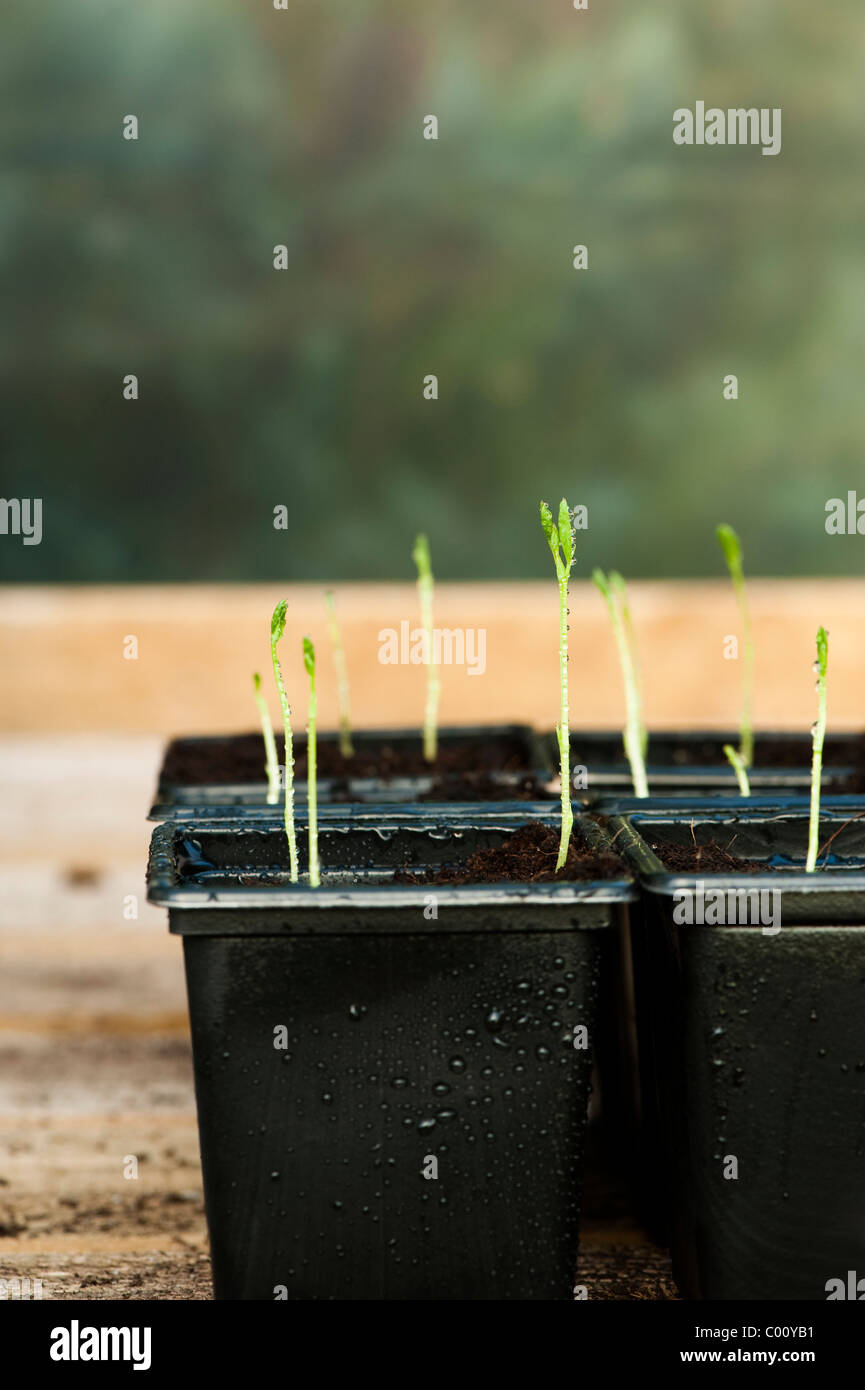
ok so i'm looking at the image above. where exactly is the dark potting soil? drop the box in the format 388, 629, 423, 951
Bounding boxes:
418, 772, 548, 802
628, 733, 865, 770
395, 822, 625, 885
651, 732, 865, 793
159, 732, 532, 787
647, 838, 864, 876
647, 840, 767, 874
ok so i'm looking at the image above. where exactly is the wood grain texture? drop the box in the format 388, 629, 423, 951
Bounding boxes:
1, 580, 863, 734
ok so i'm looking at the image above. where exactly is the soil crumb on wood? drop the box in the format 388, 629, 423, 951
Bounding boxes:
396, 822, 625, 885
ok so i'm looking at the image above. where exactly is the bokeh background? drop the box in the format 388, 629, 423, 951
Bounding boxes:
4, 0, 865, 584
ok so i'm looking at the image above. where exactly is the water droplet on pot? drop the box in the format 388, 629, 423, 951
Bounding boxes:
449, 1056, 466, 1073
485, 1008, 504, 1033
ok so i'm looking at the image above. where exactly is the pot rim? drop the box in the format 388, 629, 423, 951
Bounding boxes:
146, 812, 637, 912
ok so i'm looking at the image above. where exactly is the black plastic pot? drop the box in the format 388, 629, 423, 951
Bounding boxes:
147, 812, 634, 1300
150, 724, 552, 820
594, 792, 865, 818
559, 729, 863, 801
610, 806, 865, 1300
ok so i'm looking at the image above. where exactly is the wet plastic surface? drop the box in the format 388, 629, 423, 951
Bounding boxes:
147, 812, 635, 1300
611, 808, 865, 1300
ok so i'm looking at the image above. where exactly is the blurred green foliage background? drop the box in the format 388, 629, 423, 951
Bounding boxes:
3, 0, 865, 582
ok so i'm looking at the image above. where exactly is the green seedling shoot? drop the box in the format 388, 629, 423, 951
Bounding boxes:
303, 637, 320, 888
413, 533, 440, 762
270, 600, 298, 883
324, 589, 354, 759
805, 626, 828, 874
716, 524, 754, 768
252, 671, 280, 805
593, 569, 649, 799
722, 743, 751, 797
540, 498, 576, 871
611, 570, 648, 759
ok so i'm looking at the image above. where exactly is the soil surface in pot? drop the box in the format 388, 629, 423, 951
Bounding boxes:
645, 839, 767, 874
395, 822, 624, 884
641, 833, 862, 874
613, 733, 865, 770
160, 732, 536, 788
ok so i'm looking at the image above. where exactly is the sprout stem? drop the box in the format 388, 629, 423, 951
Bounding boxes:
722, 743, 751, 797
593, 570, 649, 798
252, 672, 280, 805
270, 600, 298, 883
556, 570, 572, 865
413, 534, 440, 762
805, 626, 829, 874
716, 524, 754, 768
612, 571, 647, 759
303, 637, 320, 888
324, 590, 354, 759
540, 499, 576, 870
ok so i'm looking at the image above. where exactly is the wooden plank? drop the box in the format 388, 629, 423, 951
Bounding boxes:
1, 581, 864, 734
0, 1245, 675, 1300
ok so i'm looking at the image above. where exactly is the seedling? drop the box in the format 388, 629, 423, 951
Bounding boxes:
722, 743, 751, 797
270, 600, 298, 883
805, 626, 829, 874
593, 569, 649, 798
540, 498, 576, 871
611, 570, 647, 759
324, 589, 354, 759
252, 672, 281, 806
412, 533, 440, 762
303, 637, 320, 888
716, 524, 754, 768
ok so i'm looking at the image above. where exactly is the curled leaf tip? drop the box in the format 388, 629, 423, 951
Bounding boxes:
271, 599, 288, 641
716, 523, 742, 570
412, 533, 430, 569
303, 636, 316, 676
557, 498, 574, 568
591, 566, 608, 592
